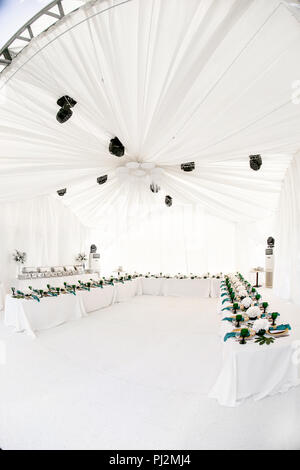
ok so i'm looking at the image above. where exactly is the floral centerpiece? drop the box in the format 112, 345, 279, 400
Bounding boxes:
76, 253, 87, 269
13, 249, 27, 276
253, 318, 269, 336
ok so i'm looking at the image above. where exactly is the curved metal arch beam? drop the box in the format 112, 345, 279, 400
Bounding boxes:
0, 0, 77, 68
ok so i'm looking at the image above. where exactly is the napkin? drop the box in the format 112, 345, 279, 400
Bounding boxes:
224, 332, 236, 342
222, 317, 233, 322
272, 324, 291, 331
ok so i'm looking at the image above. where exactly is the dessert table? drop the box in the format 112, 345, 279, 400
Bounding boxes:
4, 293, 86, 338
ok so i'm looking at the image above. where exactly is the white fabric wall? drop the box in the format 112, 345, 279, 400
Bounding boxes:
274, 154, 300, 304
236, 216, 276, 283
0, 196, 88, 290
88, 206, 237, 276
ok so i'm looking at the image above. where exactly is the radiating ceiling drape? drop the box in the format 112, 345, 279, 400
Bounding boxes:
0, 0, 300, 228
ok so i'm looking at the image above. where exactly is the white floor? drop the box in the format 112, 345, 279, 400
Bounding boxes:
0, 292, 300, 450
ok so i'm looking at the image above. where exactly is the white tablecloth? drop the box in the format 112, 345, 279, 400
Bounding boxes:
114, 279, 142, 303
78, 285, 116, 313
4, 293, 86, 337
140, 278, 164, 295
210, 290, 300, 406
12, 273, 99, 292
3, 277, 222, 337
210, 278, 221, 298
209, 338, 300, 407
161, 278, 211, 297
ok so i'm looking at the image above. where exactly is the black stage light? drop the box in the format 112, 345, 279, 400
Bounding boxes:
56, 95, 77, 124
57, 107, 73, 123
150, 183, 160, 193
109, 137, 125, 157
165, 195, 172, 207
97, 175, 108, 185
267, 237, 275, 248
181, 162, 195, 172
57, 188, 67, 196
57, 96, 77, 108
249, 154, 262, 171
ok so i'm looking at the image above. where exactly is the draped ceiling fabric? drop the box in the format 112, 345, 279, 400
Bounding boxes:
0, 0, 300, 230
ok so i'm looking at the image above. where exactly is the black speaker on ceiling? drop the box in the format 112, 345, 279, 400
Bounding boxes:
57, 188, 67, 196
97, 175, 108, 185
56, 95, 77, 124
57, 96, 77, 108
181, 162, 195, 172
109, 137, 125, 157
150, 183, 160, 193
249, 154, 262, 171
165, 195, 172, 207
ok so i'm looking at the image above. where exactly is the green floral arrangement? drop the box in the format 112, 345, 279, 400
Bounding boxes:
232, 303, 239, 314
239, 328, 250, 344
255, 336, 274, 345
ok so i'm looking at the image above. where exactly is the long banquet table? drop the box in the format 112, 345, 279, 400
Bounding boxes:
140, 277, 220, 298
209, 282, 300, 406
4, 277, 222, 336
5, 292, 86, 338
11, 273, 98, 291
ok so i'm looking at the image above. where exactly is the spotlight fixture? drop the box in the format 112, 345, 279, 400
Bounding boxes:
97, 175, 108, 185
109, 137, 125, 157
56, 95, 77, 124
150, 183, 160, 193
181, 162, 195, 172
165, 195, 172, 207
249, 154, 262, 171
267, 237, 275, 248
57, 188, 67, 196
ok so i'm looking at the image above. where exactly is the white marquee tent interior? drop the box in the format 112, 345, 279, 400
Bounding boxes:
0, 0, 300, 450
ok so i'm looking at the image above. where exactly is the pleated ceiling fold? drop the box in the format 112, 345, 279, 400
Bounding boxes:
0, 0, 300, 227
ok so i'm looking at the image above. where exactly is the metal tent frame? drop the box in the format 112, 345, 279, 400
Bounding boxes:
0, 0, 81, 71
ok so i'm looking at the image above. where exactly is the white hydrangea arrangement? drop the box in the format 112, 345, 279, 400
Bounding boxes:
247, 306, 261, 319
253, 318, 270, 334
241, 297, 252, 309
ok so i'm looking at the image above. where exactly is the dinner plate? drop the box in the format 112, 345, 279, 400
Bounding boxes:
268, 328, 289, 337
